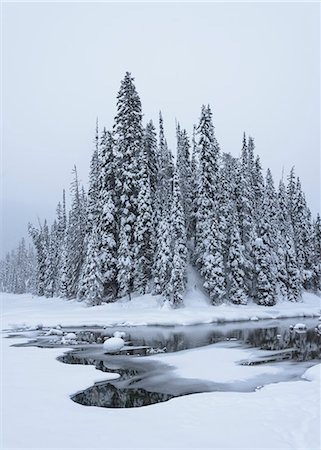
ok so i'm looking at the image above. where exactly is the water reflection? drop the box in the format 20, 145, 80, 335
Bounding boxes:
11, 318, 321, 409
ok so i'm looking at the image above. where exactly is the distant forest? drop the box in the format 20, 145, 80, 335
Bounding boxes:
1, 73, 320, 307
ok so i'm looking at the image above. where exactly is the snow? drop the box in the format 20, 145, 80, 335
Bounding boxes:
293, 323, 307, 330
1, 291, 320, 330
1, 294, 320, 449
45, 328, 63, 336
103, 336, 125, 353
113, 330, 126, 338
64, 332, 77, 340
148, 342, 283, 384
2, 330, 320, 449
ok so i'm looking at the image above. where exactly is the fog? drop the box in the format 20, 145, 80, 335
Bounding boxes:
2, 2, 320, 255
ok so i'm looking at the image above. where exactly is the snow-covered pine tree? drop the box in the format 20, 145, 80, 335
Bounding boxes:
29, 221, 50, 296
195, 105, 220, 264
247, 136, 255, 178
153, 213, 172, 300
55, 190, 68, 296
189, 125, 199, 246
226, 208, 247, 305
176, 125, 192, 236
78, 125, 103, 300
58, 234, 68, 298
14, 238, 28, 294
113, 72, 143, 299
252, 155, 265, 220
286, 167, 296, 221
311, 214, 321, 292
277, 179, 302, 301
79, 223, 104, 305
97, 129, 118, 300
252, 170, 278, 306
45, 220, 62, 297
169, 168, 188, 307
87, 120, 100, 235
291, 178, 314, 289
218, 153, 238, 261
144, 120, 159, 197
234, 140, 256, 297
66, 166, 87, 298
153, 118, 174, 297
134, 141, 154, 294
237, 135, 255, 248
201, 211, 226, 304
155, 111, 174, 217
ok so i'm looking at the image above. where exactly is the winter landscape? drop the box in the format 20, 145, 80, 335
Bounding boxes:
1, 3, 320, 450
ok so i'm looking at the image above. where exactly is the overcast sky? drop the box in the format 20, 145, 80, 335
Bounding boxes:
2, 2, 320, 256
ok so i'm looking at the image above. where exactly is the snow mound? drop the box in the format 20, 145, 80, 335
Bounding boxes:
46, 328, 63, 336
103, 337, 125, 353
113, 331, 126, 338
293, 323, 307, 331
64, 332, 77, 340
302, 364, 321, 382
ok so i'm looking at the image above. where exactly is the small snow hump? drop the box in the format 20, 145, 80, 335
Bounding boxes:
113, 331, 126, 339
64, 332, 77, 340
293, 323, 307, 333
103, 337, 125, 353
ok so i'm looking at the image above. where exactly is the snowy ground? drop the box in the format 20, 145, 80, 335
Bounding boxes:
1, 289, 320, 330
1, 293, 321, 449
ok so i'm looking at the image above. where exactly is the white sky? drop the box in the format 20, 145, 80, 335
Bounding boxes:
2, 2, 320, 256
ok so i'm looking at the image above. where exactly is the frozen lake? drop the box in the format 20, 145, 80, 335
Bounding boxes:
9, 318, 321, 409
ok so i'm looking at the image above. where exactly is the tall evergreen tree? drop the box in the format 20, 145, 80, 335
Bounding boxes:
97, 130, 118, 300
169, 169, 188, 307
113, 72, 143, 298
312, 214, 321, 292
176, 126, 192, 235
79, 224, 104, 305
153, 214, 172, 300
252, 170, 278, 306
144, 120, 159, 196
195, 105, 220, 263
87, 120, 100, 235
66, 166, 87, 297
226, 209, 247, 305
134, 141, 154, 294
277, 180, 302, 302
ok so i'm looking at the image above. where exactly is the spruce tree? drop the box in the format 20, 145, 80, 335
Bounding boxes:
312, 214, 321, 292
169, 169, 188, 307
87, 121, 100, 235
144, 120, 159, 196
134, 143, 154, 294
153, 214, 172, 300
201, 213, 226, 304
79, 224, 104, 305
195, 105, 220, 263
277, 180, 302, 301
97, 129, 118, 300
113, 72, 143, 299
226, 209, 247, 305
176, 126, 192, 235
252, 170, 278, 306
66, 166, 86, 297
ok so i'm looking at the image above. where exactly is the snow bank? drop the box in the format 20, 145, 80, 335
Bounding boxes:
2, 334, 320, 449
1, 291, 320, 330
147, 342, 283, 384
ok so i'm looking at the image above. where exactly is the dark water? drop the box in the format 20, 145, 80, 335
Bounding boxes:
10, 318, 321, 408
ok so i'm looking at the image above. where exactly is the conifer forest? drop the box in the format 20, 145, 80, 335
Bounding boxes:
1, 73, 320, 307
